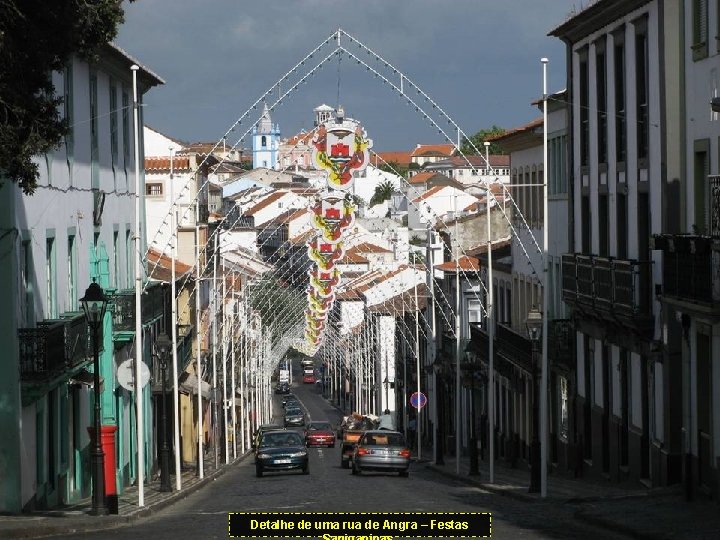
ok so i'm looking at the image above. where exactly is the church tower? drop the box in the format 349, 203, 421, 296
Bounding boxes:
252, 103, 280, 169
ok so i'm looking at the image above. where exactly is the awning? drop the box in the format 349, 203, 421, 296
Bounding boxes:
69, 369, 104, 389
179, 373, 211, 399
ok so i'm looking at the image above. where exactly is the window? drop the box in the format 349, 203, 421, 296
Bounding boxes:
614, 35, 627, 163
46, 236, 56, 318
694, 140, 710, 232
126, 228, 132, 289
67, 234, 77, 311
64, 63, 74, 183
635, 22, 649, 161
579, 52, 590, 168
21, 238, 34, 327
596, 43, 608, 164
261, 135, 267, 147
89, 71, 99, 189
122, 90, 130, 174
110, 80, 118, 187
692, 0, 708, 59
146, 183, 163, 196
549, 135, 568, 195
598, 194, 608, 256
113, 230, 119, 288
558, 376, 569, 441
467, 298, 482, 334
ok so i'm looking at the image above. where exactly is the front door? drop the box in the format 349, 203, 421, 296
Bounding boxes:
696, 332, 712, 493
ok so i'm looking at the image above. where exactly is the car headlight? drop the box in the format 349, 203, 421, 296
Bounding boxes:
257, 453, 271, 459
288, 451, 307, 458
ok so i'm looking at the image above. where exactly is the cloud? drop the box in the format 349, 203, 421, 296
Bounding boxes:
116, 0, 578, 149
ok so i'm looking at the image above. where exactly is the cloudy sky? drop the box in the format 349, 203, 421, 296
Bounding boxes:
115, 0, 581, 153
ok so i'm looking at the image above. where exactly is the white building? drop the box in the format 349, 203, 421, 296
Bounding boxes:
0, 44, 162, 512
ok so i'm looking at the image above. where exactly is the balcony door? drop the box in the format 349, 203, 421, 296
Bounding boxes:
696, 331, 712, 493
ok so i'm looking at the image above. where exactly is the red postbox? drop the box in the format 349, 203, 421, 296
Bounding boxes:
87, 425, 118, 514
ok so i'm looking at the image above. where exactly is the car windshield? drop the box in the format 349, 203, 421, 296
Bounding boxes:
362, 433, 405, 446
260, 433, 303, 447
308, 422, 331, 431
286, 408, 302, 415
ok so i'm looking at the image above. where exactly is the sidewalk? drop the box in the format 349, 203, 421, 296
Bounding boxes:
0, 450, 251, 539
422, 448, 720, 539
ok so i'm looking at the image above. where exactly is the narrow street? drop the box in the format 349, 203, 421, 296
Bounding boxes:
50, 379, 628, 540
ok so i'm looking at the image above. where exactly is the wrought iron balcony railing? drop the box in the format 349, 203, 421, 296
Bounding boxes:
113, 283, 168, 332
562, 254, 652, 322
19, 312, 100, 380
652, 234, 720, 308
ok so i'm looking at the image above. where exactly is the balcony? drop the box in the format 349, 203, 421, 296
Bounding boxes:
113, 283, 168, 334
468, 319, 573, 377
562, 253, 653, 334
18, 312, 99, 381
652, 234, 720, 316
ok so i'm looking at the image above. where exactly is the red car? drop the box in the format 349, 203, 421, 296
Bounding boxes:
303, 373, 316, 384
304, 421, 336, 447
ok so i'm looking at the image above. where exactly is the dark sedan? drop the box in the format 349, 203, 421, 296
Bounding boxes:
284, 407, 305, 427
304, 421, 336, 447
255, 430, 309, 477
351, 430, 410, 477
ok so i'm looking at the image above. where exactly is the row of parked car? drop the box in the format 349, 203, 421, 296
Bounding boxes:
252, 393, 411, 478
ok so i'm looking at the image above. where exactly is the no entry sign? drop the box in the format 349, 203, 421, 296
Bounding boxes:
410, 391, 427, 410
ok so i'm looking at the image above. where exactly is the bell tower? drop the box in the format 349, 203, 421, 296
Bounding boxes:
252, 102, 280, 169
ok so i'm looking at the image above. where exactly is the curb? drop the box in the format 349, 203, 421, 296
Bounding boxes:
573, 509, 659, 540
1, 453, 252, 539
424, 464, 536, 503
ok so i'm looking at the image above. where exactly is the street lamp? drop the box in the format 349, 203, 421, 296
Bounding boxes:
155, 332, 172, 492
526, 305, 542, 494
80, 280, 109, 516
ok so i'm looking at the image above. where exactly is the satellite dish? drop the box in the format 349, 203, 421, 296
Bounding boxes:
117, 358, 150, 392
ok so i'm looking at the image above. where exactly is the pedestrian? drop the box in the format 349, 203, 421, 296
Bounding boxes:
407, 417, 417, 449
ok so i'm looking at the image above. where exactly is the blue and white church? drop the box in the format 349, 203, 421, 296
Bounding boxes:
252, 103, 281, 169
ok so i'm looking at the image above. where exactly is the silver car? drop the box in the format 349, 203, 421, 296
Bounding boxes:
351, 430, 410, 477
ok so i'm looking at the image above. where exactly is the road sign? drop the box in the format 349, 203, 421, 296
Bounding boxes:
410, 391, 427, 410
117, 359, 150, 392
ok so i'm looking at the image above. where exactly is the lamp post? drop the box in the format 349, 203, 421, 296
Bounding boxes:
155, 332, 172, 492
80, 281, 109, 516
464, 354, 479, 476
526, 305, 542, 494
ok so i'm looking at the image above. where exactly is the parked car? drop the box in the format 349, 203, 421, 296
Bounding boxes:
254, 430, 309, 477
252, 424, 285, 449
284, 407, 305, 427
275, 382, 290, 394
304, 421, 336, 447
351, 430, 410, 477
283, 397, 301, 410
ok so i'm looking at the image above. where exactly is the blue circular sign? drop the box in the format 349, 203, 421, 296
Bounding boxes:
410, 391, 427, 410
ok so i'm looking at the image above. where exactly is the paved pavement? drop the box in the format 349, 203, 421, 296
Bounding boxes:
0, 450, 250, 539
421, 447, 720, 539
2, 397, 719, 539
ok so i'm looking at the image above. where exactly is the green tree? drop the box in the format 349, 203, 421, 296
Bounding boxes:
0, 0, 132, 194
369, 180, 395, 206
460, 125, 507, 156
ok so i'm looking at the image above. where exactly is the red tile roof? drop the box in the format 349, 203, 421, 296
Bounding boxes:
147, 247, 194, 279
435, 256, 481, 272
145, 156, 191, 172
351, 242, 392, 254
371, 151, 413, 167
412, 185, 445, 203
411, 144, 455, 158
486, 118, 543, 142
244, 191, 287, 216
